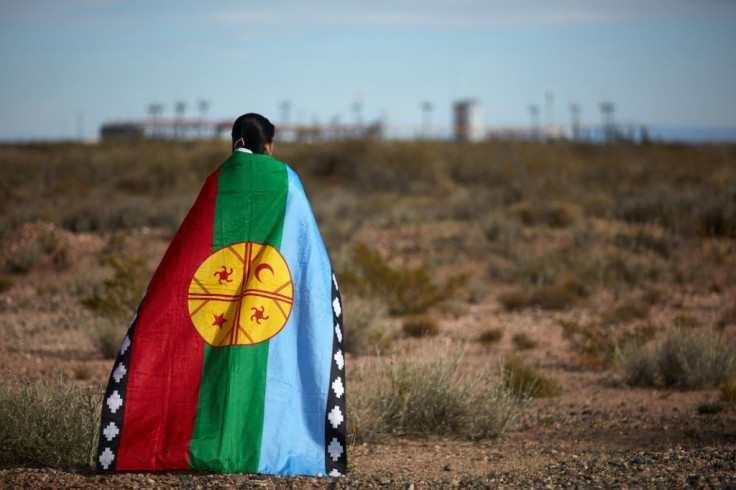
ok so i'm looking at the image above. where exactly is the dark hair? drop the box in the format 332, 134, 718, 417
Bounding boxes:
231, 113, 275, 153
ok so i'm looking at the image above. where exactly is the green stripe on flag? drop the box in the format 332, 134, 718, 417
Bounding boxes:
190, 152, 288, 472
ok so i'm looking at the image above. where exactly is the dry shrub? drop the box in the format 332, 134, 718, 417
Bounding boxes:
721, 376, 736, 402
600, 297, 650, 325
656, 328, 735, 388
617, 342, 658, 386
508, 200, 536, 226
86, 316, 127, 359
497, 285, 576, 311
80, 256, 149, 319
402, 315, 439, 338
353, 343, 530, 440
561, 319, 658, 369
618, 327, 735, 388
541, 202, 578, 228
672, 313, 700, 329
697, 193, 736, 238
497, 288, 533, 311
512, 333, 538, 350
343, 296, 394, 355
478, 327, 504, 345
340, 243, 461, 315
0, 275, 13, 293
6, 241, 42, 274
466, 279, 490, 304
717, 302, 736, 329
502, 354, 562, 398
0, 377, 101, 469
513, 242, 664, 296
531, 284, 577, 310
613, 226, 671, 259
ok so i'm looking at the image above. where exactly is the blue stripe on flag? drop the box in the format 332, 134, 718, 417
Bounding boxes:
258, 167, 333, 476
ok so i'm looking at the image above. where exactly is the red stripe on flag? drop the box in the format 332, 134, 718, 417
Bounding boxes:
116, 171, 219, 470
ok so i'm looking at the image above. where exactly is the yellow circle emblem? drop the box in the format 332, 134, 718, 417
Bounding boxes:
188, 242, 293, 347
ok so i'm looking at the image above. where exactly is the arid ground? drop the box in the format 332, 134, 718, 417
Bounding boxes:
1, 140, 735, 488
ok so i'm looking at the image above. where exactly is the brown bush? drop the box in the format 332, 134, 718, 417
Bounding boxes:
478, 327, 504, 345
0, 377, 102, 468
502, 354, 562, 398
600, 298, 650, 325
352, 343, 531, 440
541, 202, 578, 228
721, 376, 736, 402
340, 243, 460, 316
497, 288, 534, 311
402, 315, 439, 338
531, 285, 577, 310
512, 333, 538, 350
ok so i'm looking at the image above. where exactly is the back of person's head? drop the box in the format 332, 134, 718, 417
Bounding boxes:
231, 113, 275, 154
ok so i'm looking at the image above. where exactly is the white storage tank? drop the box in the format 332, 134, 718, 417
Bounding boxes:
453, 99, 484, 142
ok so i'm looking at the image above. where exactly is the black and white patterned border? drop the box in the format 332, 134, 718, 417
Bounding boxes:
324, 272, 347, 477
96, 301, 142, 473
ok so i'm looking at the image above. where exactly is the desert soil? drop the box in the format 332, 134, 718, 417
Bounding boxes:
1, 223, 735, 489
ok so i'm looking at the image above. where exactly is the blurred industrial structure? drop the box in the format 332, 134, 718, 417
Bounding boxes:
100, 96, 649, 144
453, 100, 485, 142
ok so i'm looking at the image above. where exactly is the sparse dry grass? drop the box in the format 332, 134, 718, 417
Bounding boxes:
352, 343, 531, 440
617, 326, 736, 389
343, 296, 394, 355
502, 354, 562, 398
2, 139, 736, 463
721, 376, 736, 402
656, 327, 735, 388
0, 377, 101, 469
79, 255, 149, 319
561, 319, 659, 370
340, 243, 462, 316
86, 316, 127, 359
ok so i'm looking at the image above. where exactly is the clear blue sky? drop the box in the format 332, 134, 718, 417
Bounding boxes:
1, 0, 735, 141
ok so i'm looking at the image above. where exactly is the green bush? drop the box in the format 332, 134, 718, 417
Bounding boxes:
0, 377, 101, 469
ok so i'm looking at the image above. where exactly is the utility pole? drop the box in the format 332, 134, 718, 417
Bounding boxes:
148, 103, 163, 140
545, 90, 554, 137
174, 101, 187, 140
197, 100, 209, 139
420, 101, 434, 139
600, 101, 615, 142
569, 103, 581, 142
352, 96, 363, 136
528, 104, 540, 141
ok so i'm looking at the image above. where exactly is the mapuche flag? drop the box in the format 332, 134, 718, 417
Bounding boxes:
97, 149, 347, 476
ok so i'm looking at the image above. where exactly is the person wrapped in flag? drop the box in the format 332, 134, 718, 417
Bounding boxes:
97, 113, 347, 477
